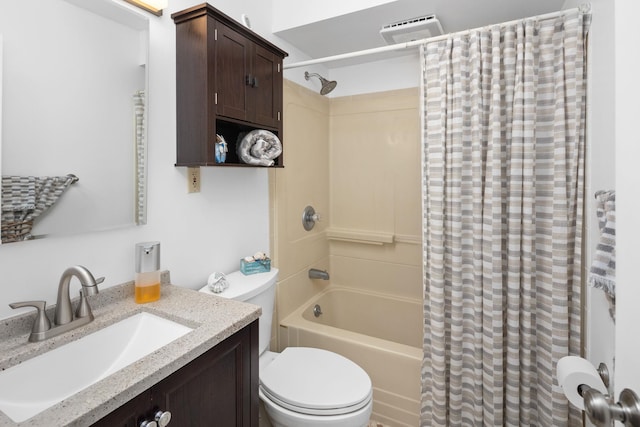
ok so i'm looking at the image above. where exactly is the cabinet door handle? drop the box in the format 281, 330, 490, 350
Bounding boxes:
139, 421, 157, 427
155, 410, 172, 426
245, 75, 258, 88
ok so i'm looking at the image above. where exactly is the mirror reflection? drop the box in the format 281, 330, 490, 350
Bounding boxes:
0, 0, 149, 244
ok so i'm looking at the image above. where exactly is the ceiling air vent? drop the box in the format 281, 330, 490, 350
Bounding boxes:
380, 14, 444, 45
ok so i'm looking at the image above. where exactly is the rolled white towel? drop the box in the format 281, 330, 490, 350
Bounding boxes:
237, 130, 282, 166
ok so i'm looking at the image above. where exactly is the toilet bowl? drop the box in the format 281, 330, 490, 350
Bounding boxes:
199, 268, 373, 427
259, 347, 372, 427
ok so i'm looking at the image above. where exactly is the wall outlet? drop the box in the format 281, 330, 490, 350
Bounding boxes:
187, 167, 200, 193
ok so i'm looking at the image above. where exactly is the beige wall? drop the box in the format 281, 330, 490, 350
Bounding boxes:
270, 83, 422, 347
269, 80, 332, 349
270, 82, 422, 426
328, 88, 422, 301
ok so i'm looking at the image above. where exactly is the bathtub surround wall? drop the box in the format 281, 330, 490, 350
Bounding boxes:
270, 83, 422, 426
330, 88, 422, 426
268, 79, 331, 349
328, 88, 422, 300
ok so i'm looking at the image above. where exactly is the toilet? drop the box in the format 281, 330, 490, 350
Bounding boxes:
199, 268, 373, 427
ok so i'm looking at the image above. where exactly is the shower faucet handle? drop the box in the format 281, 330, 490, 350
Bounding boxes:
302, 205, 321, 231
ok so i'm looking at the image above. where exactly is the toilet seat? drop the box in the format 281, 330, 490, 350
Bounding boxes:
259, 347, 372, 416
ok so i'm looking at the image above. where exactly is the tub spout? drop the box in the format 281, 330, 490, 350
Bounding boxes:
308, 268, 329, 280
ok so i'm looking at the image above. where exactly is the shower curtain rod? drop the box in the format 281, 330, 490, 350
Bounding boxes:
283, 3, 590, 70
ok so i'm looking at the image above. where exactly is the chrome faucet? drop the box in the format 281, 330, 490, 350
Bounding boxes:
9, 265, 104, 342
55, 265, 102, 325
308, 268, 330, 280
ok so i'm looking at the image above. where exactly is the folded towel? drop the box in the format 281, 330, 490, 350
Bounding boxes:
236, 130, 282, 167
588, 190, 616, 297
1, 176, 37, 214
1, 175, 77, 242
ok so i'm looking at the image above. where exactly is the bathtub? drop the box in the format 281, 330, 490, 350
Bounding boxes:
279, 286, 422, 427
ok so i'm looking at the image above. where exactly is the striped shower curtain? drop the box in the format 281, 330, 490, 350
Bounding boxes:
420, 9, 589, 427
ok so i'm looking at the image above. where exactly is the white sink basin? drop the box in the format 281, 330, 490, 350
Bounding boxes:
0, 312, 193, 423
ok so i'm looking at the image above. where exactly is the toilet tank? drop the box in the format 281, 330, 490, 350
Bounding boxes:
199, 268, 278, 355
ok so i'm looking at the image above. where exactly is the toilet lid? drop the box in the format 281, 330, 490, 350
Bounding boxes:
259, 347, 372, 416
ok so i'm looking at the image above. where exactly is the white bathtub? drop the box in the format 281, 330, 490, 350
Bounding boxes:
279, 286, 422, 426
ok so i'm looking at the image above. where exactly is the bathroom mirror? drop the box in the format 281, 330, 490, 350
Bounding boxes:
0, 0, 149, 243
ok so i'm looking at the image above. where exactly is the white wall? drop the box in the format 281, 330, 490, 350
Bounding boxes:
272, 0, 394, 32
560, 0, 640, 415
0, 0, 313, 321
327, 53, 421, 98
615, 0, 640, 402
562, 0, 640, 416
559, 0, 617, 393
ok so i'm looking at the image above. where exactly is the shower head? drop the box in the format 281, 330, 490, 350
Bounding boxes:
304, 71, 337, 95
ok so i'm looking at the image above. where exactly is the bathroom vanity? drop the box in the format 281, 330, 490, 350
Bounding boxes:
0, 282, 260, 426
91, 320, 257, 426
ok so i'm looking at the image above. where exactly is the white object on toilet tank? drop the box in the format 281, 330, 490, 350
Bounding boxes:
199, 268, 278, 355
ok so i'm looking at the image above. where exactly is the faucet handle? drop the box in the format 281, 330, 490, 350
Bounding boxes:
75, 289, 95, 320
9, 300, 52, 337
95, 276, 105, 285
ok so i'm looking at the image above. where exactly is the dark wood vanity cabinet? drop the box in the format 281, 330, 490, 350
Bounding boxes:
172, 3, 288, 167
91, 320, 258, 427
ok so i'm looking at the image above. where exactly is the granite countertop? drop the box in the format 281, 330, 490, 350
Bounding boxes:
0, 280, 261, 426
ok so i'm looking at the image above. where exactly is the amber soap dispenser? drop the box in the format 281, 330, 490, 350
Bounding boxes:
135, 241, 161, 304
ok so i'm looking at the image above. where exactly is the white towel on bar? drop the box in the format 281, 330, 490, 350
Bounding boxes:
588, 190, 616, 297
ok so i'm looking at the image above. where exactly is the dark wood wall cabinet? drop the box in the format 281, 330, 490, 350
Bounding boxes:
91, 320, 259, 427
172, 3, 288, 167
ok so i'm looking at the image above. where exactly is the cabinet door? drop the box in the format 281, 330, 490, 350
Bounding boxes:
151, 321, 258, 427
252, 44, 281, 129
216, 20, 251, 122
91, 389, 152, 427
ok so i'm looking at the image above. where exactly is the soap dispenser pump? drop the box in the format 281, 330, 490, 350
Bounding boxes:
135, 241, 161, 304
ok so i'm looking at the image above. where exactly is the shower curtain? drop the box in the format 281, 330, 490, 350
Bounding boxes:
420, 9, 589, 427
